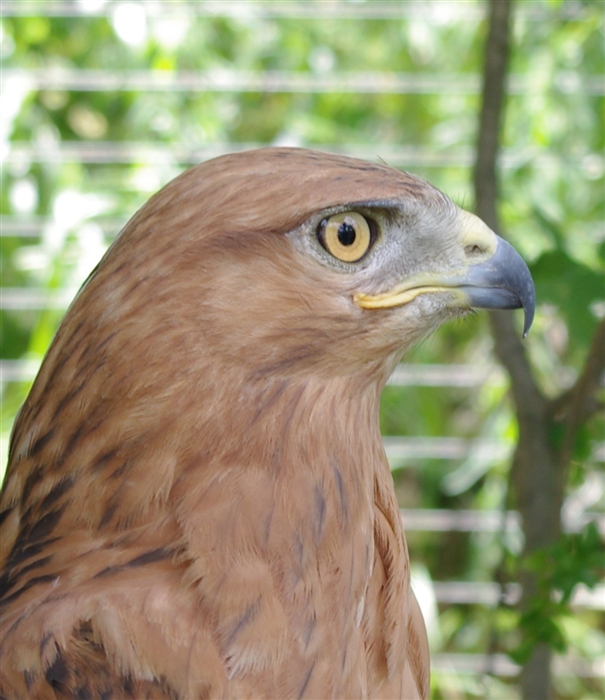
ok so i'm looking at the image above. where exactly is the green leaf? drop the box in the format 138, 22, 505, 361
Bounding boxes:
530, 250, 605, 349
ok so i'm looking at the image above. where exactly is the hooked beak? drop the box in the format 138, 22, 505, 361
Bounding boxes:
354, 211, 536, 337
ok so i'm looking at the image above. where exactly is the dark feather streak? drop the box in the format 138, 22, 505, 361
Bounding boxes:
94, 548, 173, 579
263, 503, 275, 546
314, 484, 326, 544
40, 631, 53, 655
30, 429, 55, 458
40, 476, 76, 511
51, 381, 85, 422
302, 614, 316, 650
12, 554, 53, 580
225, 598, 260, 646
25, 506, 66, 544
1, 573, 58, 606
98, 499, 119, 529
92, 447, 119, 472
5, 536, 61, 570
20, 466, 43, 505
121, 675, 134, 695
0, 507, 12, 528
23, 669, 36, 691
64, 425, 85, 457
45, 648, 69, 688
297, 660, 316, 700
125, 548, 173, 568
251, 381, 288, 424
109, 461, 132, 480
75, 686, 93, 700
331, 461, 348, 524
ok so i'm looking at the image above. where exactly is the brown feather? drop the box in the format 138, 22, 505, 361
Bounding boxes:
0, 148, 472, 699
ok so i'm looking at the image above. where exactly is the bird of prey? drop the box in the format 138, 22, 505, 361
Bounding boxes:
0, 148, 534, 699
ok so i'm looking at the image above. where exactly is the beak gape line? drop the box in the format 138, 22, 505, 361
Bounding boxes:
355, 234, 536, 337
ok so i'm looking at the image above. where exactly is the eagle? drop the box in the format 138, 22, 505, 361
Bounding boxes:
0, 148, 534, 699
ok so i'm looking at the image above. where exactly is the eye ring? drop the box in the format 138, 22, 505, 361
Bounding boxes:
317, 212, 374, 263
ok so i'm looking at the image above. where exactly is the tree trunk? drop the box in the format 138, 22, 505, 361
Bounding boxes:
474, 1, 558, 697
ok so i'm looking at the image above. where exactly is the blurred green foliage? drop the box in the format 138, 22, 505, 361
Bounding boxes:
512, 523, 605, 665
1, 2, 603, 698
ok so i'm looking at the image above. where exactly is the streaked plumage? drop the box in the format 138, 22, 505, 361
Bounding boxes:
0, 148, 534, 699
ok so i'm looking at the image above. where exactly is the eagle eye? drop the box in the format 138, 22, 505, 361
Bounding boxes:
317, 211, 374, 263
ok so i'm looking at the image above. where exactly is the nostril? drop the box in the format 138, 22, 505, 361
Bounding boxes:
458, 210, 498, 259
465, 244, 484, 256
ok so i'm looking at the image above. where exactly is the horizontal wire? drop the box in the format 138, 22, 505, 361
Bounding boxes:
384, 436, 511, 462
4, 68, 482, 94
4, 141, 574, 171
4, 141, 474, 167
2, 0, 587, 22
1, 288, 78, 310
0, 216, 127, 238
385, 437, 604, 464
5, 68, 603, 96
0, 1, 486, 20
431, 652, 603, 678
400, 507, 604, 535
428, 580, 604, 610
389, 364, 503, 387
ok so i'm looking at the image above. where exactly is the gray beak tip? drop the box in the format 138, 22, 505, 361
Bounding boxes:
462, 236, 536, 338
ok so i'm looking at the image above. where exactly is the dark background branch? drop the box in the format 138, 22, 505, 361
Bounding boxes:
552, 317, 605, 468
475, 1, 604, 698
475, 1, 554, 698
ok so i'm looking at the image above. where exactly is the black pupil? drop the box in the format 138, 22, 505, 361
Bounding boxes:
338, 222, 356, 246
